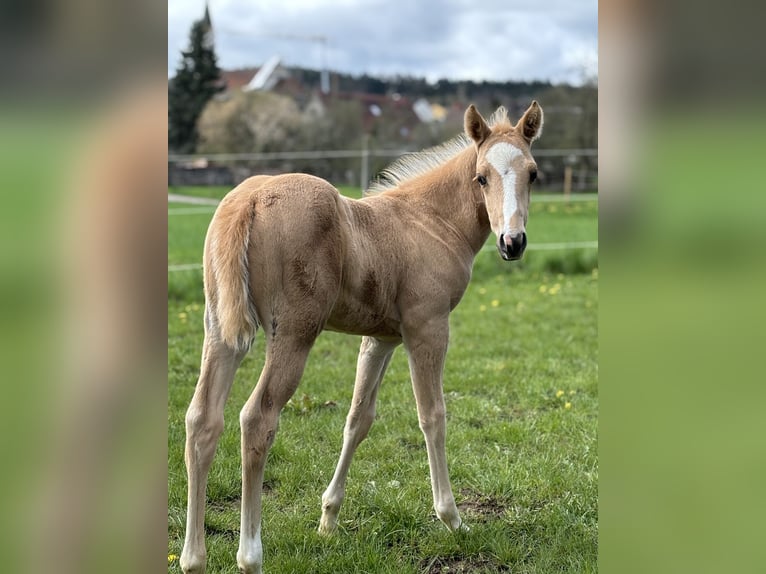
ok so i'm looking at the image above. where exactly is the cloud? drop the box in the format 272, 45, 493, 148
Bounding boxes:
169, 0, 597, 84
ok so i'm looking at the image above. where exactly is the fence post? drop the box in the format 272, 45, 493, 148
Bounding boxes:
563, 166, 572, 199
360, 135, 370, 192
563, 153, 576, 200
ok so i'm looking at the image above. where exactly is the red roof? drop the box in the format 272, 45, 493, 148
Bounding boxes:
220, 67, 259, 91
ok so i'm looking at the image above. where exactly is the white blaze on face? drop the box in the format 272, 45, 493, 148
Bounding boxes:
485, 142, 523, 236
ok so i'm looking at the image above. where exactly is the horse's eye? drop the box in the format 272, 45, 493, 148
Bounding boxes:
530, 169, 538, 183
476, 174, 487, 186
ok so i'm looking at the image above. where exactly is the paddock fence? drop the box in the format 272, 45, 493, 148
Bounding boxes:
169, 147, 598, 194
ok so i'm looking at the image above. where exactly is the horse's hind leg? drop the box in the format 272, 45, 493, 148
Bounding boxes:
319, 336, 399, 534
237, 336, 314, 574
181, 327, 247, 574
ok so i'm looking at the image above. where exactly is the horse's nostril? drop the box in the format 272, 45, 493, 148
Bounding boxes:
510, 233, 525, 250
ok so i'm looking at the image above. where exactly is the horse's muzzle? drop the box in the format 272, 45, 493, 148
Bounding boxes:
498, 232, 527, 261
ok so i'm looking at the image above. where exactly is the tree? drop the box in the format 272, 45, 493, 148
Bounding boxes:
197, 91, 303, 155
197, 91, 367, 182
168, 6, 223, 153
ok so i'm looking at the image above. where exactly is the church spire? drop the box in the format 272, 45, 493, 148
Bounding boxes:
201, 1, 214, 49
203, 1, 212, 29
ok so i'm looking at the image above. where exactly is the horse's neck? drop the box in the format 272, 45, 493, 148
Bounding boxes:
398, 146, 490, 254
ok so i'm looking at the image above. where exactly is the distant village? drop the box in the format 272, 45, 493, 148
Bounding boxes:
216, 57, 558, 137
169, 6, 597, 190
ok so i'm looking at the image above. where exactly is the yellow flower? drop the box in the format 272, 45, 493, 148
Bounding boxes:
548, 283, 561, 295
569, 390, 576, 395
539, 285, 548, 294
178, 312, 187, 320
479, 305, 487, 312
564, 402, 572, 409
555, 390, 565, 398
168, 554, 179, 563
478, 287, 487, 295
491, 299, 500, 308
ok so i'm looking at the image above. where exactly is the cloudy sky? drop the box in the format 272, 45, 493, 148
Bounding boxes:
168, 0, 597, 85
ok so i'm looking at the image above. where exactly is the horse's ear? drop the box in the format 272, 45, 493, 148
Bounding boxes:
464, 105, 492, 145
516, 100, 544, 143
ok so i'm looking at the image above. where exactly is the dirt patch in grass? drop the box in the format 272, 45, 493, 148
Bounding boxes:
398, 436, 425, 451
420, 555, 511, 573
457, 488, 507, 523
203, 520, 239, 540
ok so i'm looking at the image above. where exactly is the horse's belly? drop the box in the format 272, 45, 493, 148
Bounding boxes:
325, 299, 401, 339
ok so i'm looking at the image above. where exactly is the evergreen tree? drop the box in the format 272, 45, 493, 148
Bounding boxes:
168, 6, 224, 153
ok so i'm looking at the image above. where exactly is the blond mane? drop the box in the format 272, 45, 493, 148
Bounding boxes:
367, 106, 512, 194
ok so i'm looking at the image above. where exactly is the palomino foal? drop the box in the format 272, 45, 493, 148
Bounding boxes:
180, 102, 543, 574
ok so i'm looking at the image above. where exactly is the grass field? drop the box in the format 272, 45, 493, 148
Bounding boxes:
168, 185, 598, 573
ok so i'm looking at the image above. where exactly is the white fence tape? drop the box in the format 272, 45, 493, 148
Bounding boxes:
168, 207, 218, 215
168, 193, 597, 213
168, 263, 204, 272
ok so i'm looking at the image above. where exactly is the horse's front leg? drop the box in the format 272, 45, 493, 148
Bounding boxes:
402, 314, 463, 531
319, 336, 399, 534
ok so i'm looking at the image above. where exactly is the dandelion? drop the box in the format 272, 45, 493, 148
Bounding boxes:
569, 390, 576, 395
178, 312, 187, 321
564, 402, 572, 409
479, 287, 487, 295
556, 390, 565, 398
491, 299, 500, 308
480, 305, 487, 312
168, 554, 179, 563
539, 285, 548, 294
548, 284, 561, 295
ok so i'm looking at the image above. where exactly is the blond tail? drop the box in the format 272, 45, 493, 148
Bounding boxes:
204, 193, 259, 351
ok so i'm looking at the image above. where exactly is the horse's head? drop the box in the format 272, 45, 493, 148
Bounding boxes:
465, 102, 544, 261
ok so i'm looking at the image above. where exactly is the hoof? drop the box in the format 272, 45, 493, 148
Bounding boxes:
179, 552, 206, 574
236, 549, 263, 574
318, 512, 339, 536
435, 504, 463, 532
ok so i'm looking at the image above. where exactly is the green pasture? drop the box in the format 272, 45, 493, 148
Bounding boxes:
168, 185, 598, 573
